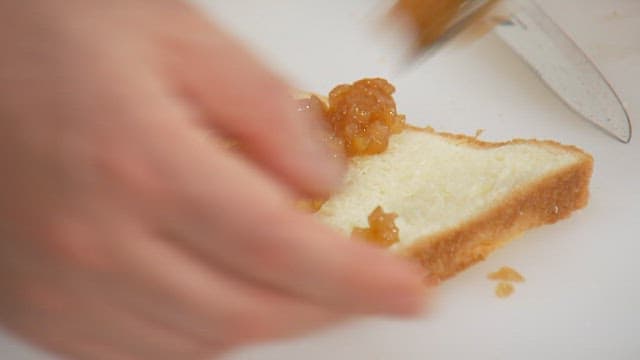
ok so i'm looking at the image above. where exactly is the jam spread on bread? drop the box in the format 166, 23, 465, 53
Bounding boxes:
325, 78, 405, 157
298, 78, 405, 158
352, 206, 400, 247
297, 77, 592, 282
296, 78, 405, 229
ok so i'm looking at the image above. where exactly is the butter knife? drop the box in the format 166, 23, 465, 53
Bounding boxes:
399, 0, 632, 143
494, 0, 632, 143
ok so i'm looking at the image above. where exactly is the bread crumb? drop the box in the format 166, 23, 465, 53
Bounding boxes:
495, 282, 514, 298
488, 266, 525, 282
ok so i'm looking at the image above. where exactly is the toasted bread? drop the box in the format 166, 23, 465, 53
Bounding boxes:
316, 126, 593, 280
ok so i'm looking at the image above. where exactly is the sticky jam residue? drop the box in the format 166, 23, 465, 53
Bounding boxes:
488, 266, 525, 282
495, 282, 515, 298
297, 78, 405, 158
352, 206, 400, 247
295, 78, 406, 213
488, 266, 525, 299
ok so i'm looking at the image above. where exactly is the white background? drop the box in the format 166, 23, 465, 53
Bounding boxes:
2, 0, 639, 359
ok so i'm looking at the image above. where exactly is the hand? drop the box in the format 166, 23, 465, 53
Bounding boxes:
0, 1, 426, 359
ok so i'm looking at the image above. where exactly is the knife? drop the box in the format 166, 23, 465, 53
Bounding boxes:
397, 0, 632, 143
493, 0, 632, 143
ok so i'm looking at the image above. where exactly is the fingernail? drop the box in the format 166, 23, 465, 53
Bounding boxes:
294, 109, 346, 191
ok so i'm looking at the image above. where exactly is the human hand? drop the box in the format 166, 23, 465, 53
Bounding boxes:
0, 1, 426, 359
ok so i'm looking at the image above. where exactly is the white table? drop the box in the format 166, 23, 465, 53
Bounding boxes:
2, 1, 639, 359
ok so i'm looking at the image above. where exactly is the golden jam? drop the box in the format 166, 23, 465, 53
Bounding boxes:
352, 206, 400, 247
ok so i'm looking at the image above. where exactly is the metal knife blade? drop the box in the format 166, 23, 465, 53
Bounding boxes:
494, 0, 632, 143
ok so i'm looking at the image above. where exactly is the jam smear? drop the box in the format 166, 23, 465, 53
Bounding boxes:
488, 266, 525, 282
495, 282, 515, 298
352, 206, 400, 247
488, 266, 524, 299
298, 78, 406, 158
295, 78, 406, 213
327, 79, 405, 157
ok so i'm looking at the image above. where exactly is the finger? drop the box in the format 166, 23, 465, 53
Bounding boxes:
140, 118, 426, 316
46, 340, 133, 360
78, 63, 424, 317
8, 285, 204, 360
50, 69, 350, 346
158, 14, 344, 197
107, 220, 347, 348
88, 297, 206, 360
179, 204, 427, 316
20, 213, 209, 360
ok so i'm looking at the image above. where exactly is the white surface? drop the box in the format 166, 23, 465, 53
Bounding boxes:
494, 0, 632, 142
2, 0, 639, 359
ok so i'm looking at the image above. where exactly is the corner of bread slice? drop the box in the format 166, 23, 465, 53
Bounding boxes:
317, 127, 594, 280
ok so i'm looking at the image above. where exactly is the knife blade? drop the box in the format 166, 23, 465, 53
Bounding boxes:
494, 0, 632, 143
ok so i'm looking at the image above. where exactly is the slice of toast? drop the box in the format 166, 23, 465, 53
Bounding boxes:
316, 126, 593, 280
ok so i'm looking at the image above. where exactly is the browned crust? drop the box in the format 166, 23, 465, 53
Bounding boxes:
404, 124, 592, 154
296, 90, 594, 281
397, 127, 594, 280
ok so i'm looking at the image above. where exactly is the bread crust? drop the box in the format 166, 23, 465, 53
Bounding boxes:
397, 126, 594, 280
295, 91, 594, 281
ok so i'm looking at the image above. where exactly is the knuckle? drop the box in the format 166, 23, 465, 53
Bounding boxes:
93, 142, 170, 202
39, 216, 115, 273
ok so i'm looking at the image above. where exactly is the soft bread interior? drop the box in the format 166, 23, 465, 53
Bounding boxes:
317, 128, 588, 254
